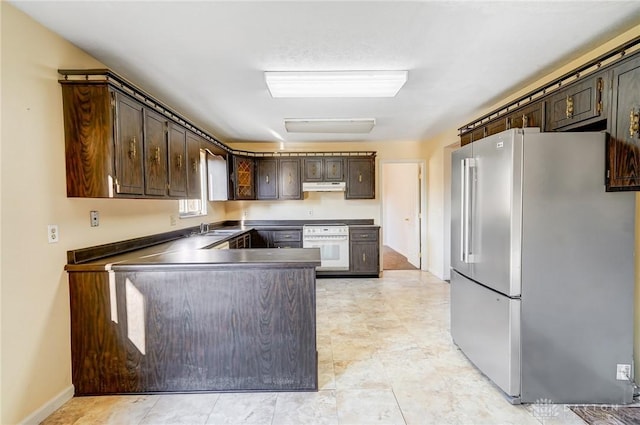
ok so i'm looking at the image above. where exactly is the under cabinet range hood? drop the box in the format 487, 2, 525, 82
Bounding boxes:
302, 182, 346, 192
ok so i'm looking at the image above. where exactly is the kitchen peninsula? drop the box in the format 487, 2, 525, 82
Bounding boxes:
65, 230, 320, 395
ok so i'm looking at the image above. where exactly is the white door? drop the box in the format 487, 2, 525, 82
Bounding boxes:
382, 162, 421, 268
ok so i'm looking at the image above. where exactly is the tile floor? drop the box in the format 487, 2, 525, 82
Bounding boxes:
41, 270, 588, 425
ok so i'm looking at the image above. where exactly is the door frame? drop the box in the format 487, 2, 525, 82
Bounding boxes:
380, 159, 427, 271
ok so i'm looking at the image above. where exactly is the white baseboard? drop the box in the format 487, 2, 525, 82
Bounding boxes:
19, 385, 74, 425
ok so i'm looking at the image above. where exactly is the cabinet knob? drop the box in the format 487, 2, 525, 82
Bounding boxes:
363, 253, 366, 262
192, 159, 198, 173
266, 175, 269, 184
153, 146, 161, 165
630, 108, 640, 138
177, 154, 183, 169
129, 138, 137, 159
566, 95, 574, 119
358, 172, 362, 183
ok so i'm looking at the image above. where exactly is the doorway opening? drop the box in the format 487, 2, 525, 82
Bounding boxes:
381, 161, 425, 271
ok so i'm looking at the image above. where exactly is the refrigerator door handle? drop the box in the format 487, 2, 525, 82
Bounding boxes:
463, 158, 476, 263
460, 158, 466, 262
461, 158, 475, 263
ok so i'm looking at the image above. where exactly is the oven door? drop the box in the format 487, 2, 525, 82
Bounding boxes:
303, 239, 349, 271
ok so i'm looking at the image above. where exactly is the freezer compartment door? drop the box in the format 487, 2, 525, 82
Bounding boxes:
451, 270, 521, 398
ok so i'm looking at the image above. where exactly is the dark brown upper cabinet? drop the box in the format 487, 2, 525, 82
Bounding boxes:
143, 109, 168, 197
256, 158, 278, 200
460, 132, 472, 146
113, 92, 145, 196
506, 102, 544, 130
607, 56, 640, 191
303, 157, 345, 182
230, 155, 256, 200
168, 123, 187, 198
546, 72, 608, 131
278, 158, 302, 200
62, 84, 116, 198
61, 84, 148, 198
186, 131, 202, 198
61, 81, 204, 199
486, 119, 507, 137
346, 157, 375, 199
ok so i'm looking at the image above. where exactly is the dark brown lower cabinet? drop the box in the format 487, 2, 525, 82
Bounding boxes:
68, 266, 317, 394
228, 232, 251, 249
349, 227, 380, 276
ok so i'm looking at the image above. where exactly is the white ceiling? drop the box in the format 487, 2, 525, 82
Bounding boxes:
10, 1, 640, 146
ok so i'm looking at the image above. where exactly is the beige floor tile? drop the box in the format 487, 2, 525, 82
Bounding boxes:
140, 393, 219, 425
40, 395, 158, 425
205, 392, 276, 424
336, 389, 405, 425
319, 360, 337, 390
272, 390, 338, 425
334, 357, 391, 390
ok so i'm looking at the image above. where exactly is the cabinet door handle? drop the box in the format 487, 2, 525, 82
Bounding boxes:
522, 114, 528, 128
566, 95, 574, 119
177, 154, 183, 170
266, 175, 269, 184
129, 138, 137, 159
153, 146, 161, 165
192, 159, 198, 173
358, 172, 362, 183
362, 253, 366, 263
630, 108, 640, 138
362, 234, 368, 238
289, 173, 292, 185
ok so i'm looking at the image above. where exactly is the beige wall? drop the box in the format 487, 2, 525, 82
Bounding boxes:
0, 4, 227, 423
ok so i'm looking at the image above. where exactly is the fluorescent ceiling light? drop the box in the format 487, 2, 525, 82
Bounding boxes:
284, 118, 375, 134
265, 71, 408, 98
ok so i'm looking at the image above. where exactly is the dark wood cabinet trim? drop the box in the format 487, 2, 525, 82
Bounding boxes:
458, 36, 640, 137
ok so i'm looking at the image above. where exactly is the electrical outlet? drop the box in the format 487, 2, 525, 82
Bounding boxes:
242, 210, 247, 219
47, 224, 59, 243
169, 214, 177, 226
90, 210, 99, 227
308, 209, 313, 216
616, 363, 631, 380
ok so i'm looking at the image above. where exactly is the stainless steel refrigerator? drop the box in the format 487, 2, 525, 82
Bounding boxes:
451, 128, 635, 404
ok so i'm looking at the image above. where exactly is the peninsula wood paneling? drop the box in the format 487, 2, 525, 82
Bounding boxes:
69, 267, 317, 394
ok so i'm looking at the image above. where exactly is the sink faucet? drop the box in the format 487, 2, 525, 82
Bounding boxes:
200, 222, 209, 234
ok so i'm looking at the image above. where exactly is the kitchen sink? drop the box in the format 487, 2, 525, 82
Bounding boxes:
204, 229, 241, 236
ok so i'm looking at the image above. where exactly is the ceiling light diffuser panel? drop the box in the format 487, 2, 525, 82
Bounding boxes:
265, 71, 408, 98
285, 118, 376, 134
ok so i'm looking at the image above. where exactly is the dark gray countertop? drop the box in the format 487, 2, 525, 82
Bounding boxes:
65, 228, 321, 272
